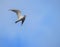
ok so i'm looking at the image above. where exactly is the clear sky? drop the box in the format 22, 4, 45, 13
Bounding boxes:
0, 0, 60, 47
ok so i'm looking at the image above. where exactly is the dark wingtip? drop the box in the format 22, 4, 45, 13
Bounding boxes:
21, 23, 23, 26
15, 21, 18, 23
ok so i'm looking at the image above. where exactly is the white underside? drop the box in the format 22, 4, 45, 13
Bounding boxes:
18, 15, 24, 20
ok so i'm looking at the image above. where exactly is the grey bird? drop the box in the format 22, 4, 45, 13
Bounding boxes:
9, 9, 26, 25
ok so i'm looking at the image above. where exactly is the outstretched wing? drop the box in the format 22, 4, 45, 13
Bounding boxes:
10, 9, 22, 19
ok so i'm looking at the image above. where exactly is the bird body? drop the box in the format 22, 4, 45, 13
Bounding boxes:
9, 9, 26, 25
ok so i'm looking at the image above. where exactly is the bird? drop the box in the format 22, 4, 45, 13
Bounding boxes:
9, 9, 26, 25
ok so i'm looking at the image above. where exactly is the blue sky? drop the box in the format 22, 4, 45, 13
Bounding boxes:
0, 0, 60, 47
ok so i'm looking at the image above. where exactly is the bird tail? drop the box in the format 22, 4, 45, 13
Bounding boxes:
21, 16, 25, 25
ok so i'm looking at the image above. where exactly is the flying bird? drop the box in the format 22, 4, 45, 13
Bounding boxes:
9, 9, 26, 25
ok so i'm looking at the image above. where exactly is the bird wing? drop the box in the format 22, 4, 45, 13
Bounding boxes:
10, 9, 22, 19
